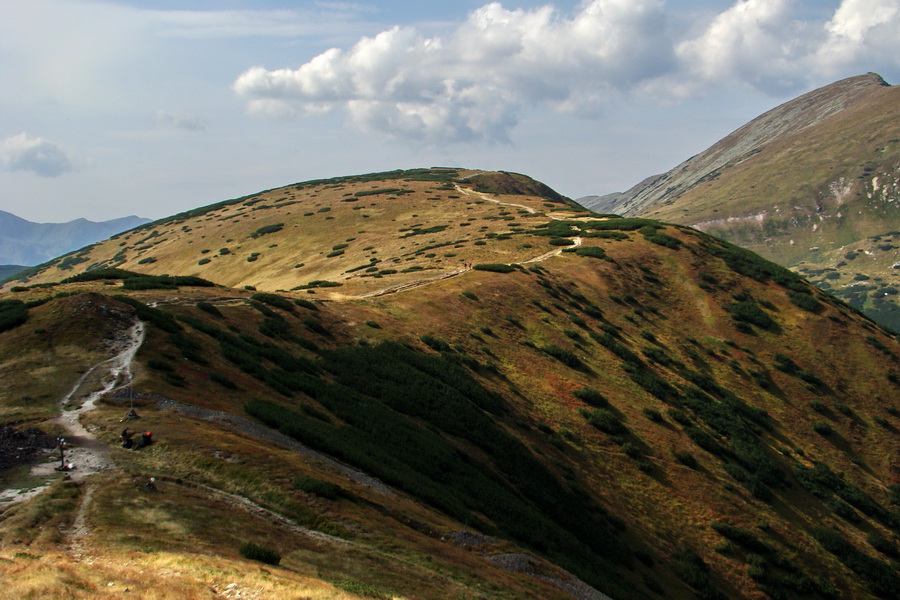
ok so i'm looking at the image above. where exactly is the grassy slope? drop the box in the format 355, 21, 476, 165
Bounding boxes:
640, 84, 900, 329
1, 170, 899, 599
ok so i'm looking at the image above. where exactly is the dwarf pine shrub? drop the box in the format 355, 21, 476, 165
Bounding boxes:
239, 542, 280, 565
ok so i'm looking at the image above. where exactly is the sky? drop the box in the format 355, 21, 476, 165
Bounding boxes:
0, 0, 898, 223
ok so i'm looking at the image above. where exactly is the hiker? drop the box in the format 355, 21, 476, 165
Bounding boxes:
120, 428, 134, 449
144, 477, 157, 492
57, 436, 66, 468
133, 431, 153, 450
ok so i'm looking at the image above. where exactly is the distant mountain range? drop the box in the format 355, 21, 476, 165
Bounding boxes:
0, 210, 149, 267
579, 73, 900, 330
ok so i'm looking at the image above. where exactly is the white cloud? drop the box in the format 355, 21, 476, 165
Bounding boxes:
234, 0, 672, 143
233, 0, 900, 144
815, 0, 900, 73
0, 133, 78, 177
675, 0, 814, 94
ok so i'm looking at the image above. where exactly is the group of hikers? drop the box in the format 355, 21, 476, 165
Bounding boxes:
53, 427, 153, 472
120, 428, 153, 450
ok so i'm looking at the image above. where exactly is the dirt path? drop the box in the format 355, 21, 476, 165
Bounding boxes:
154, 396, 395, 496
350, 266, 471, 299
0, 319, 144, 504
453, 184, 538, 214
524, 236, 583, 263
152, 475, 350, 546
333, 188, 584, 300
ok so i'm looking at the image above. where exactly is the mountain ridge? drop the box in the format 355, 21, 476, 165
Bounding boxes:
0, 209, 150, 266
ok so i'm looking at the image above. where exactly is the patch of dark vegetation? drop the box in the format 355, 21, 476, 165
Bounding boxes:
583, 408, 628, 435
788, 291, 822, 312
794, 462, 898, 530
210, 372, 238, 390
574, 246, 608, 259
114, 296, 181, 333
773, 354, 824, 387
728, 299, 775, 331
295, 280, 343, 290
573, 387, 609, 407
239, 541, 281, 566
294, 298, 318, 311
196, 301, 222, 317
249, 223, 284, 238
244, 341, 635, 597
671, 545, 725, 600
473, 263, 517, 273
811, 528, 899, 599
399, 225, 449, 238
62, 268, 214, 290
251, 293, 295, 313
294, 476, 344, 500
0, 299, 29, 334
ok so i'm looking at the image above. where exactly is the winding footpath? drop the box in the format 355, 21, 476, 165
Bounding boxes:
337, 186, 583, 300
0, 320, 144, 506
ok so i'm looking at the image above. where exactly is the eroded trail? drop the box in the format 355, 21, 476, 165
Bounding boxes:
332, 188, 584, 300
53, 319, 145, 481
453, 183, 538, 214
0, 319, 144, 505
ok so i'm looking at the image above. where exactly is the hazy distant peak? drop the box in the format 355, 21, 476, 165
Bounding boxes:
0, 209, 150, 265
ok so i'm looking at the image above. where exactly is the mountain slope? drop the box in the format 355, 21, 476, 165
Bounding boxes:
1, 169, 899, 600
0, 209, 150, 267
582, 73, 900, 331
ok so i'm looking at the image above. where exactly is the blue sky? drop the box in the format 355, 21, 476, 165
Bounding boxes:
0, 0, 897, 222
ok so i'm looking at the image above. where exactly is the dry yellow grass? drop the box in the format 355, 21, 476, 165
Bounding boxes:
0, 549, 382, 600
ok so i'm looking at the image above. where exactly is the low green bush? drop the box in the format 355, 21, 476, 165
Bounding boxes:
294, 476, 342, 500
674, 450, 699, 469
210, 372, 238, 389
728, 300, 775, 330
196, 301, 222, 317
788, 291, 820, 311
0, 299, 29, 333
304, 318, 329, 335
239, 541, 281, 565
642, 408, 663, 422
251, 293, 295, 312
574, 246, 607, 258
473, 263, 516, 273
250, 223, 284, 238
573, 387, 608, 407
294, 298, 318, 311
584, 408, 628, 435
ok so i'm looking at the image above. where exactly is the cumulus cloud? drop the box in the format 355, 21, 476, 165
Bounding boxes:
0, 133, 77, 177
816, 0, 900, 72
155, 110, 206, 132
234, 0, 900, 143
